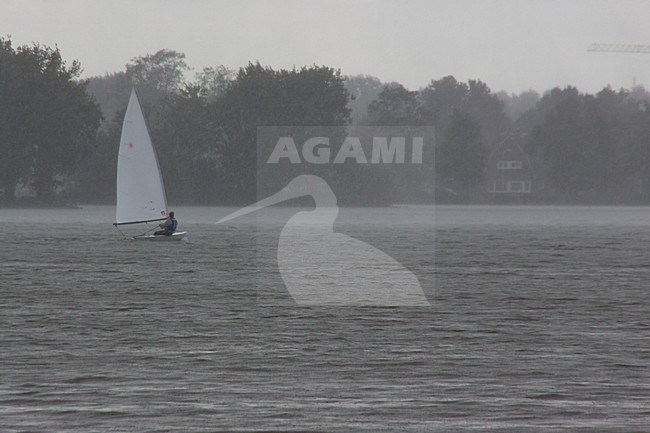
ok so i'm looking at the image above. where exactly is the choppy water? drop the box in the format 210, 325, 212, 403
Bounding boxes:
1, 205, 650, 432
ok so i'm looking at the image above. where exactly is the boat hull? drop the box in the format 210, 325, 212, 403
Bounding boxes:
133, 231, 187, 241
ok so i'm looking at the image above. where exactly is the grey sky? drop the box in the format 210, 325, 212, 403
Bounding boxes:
2, 0, 650, 94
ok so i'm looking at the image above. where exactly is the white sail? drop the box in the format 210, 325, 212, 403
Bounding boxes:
115, 89, 168, 225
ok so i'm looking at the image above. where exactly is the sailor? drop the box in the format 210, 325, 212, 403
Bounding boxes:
154, 211, 177, 236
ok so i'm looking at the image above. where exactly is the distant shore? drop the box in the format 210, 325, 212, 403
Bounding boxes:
0, 199, 82, 210
4, 198, 650, 209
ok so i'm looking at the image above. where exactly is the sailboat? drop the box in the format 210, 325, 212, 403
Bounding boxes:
113, 89, 187, 241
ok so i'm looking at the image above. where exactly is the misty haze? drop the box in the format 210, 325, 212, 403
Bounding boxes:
2, 1, 650, 431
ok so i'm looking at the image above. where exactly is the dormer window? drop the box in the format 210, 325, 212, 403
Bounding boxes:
497, 160, 522, 169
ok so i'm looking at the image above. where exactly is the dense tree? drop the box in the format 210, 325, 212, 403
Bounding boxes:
210, 62, 351, 203
464, 79, 510, 144
619, 106, 650, 200
419, 76, 468, 133
195, 66, 234, 101
497, 89, 540, 122
87, 49, 191, 127
363, 84, 435, 202
367, 84, 426, 125
516, 86, 581, 134
420, 75, 509, 145
86, 71, 131, 125
125, 49, 189, 94
525, 86, 650, 202
0, 38, 32, 202
153, 85, 226, 204
418, 77, 506, 195
0, 37, 101, 204
437, 110, 486, 192
345, 75, 395, 124
73, 121, 120, 203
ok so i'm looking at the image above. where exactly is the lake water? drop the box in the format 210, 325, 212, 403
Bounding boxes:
1, 205, 650, 432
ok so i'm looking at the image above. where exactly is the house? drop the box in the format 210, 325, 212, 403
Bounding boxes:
486, 135, 540, 194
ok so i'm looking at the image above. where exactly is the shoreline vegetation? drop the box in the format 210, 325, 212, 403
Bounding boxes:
4, 39, 650, 208
0, 198, 82, 209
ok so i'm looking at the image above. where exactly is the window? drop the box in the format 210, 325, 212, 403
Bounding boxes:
497, 160, 522, 169
507, 181, 531, 192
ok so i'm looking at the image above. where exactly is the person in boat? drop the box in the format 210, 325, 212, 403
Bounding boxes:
154, 211, 177, 236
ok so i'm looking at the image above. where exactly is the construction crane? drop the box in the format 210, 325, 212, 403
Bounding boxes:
587, 43, 650, 87
587, 43, 650, 54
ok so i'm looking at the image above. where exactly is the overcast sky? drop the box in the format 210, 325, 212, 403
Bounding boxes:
3, 0, 650, 94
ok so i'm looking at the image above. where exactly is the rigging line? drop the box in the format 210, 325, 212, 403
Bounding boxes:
139, 224, 159, 237
113, 223, 128, 239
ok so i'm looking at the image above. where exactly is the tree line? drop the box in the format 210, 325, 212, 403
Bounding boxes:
0, 38, 101, 204
3, 37, 650, 206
